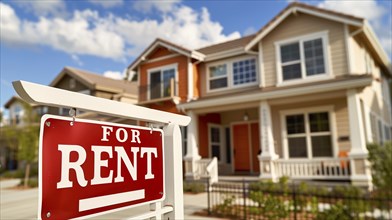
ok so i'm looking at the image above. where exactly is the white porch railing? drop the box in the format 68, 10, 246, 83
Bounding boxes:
274, 158, 351, 180
192, 157, 218, 184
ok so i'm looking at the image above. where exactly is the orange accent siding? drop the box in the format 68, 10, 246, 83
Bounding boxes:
139, 55, 188, 103
198, 113, 221, 158
251, 123, 260, 172
193, 63, 200, 98
146, 101, 182, 114
147, 47, 175, 59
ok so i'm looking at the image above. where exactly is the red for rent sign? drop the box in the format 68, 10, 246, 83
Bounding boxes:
38, 115, 165, 219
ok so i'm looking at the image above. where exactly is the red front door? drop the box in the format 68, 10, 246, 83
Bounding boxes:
232, 122, 260, 173
233, 124, 251, 171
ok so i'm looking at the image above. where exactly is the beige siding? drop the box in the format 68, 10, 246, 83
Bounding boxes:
93, 91, 114, 99
220, 108, 258, 125
360, 69, 391, 125
262, 13, 348, 87
271, 96, 350, 157
350, 37, 367, 74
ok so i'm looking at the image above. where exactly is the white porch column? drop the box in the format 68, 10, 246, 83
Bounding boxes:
184, 110, 201, 179
347, 89, 372, 189
258, 101, 279, 181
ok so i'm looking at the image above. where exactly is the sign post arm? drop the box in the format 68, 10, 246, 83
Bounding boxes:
163, 123, 184, 219
13, 80, 190, 126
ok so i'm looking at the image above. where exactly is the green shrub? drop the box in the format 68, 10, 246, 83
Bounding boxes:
316, 201, 351, 220
213, 193, 236, 216
183, 182, 205, 193
1, 170, 24, 179
367, 142, 392, 197
19, 178, 38, 188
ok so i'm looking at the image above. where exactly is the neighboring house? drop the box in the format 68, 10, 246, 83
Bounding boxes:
1, 96, 46, 170
1, 67, 139, 171
4, 96, 47, 127
128, 2, 392, 188
49, 66, 138, 124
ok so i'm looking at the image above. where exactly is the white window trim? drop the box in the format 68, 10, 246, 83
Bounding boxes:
147, 63, 178, 100
208, 123, 225, 163
275, 31, 333, 86
280, 105, 337, 160
206, 55, 259, 93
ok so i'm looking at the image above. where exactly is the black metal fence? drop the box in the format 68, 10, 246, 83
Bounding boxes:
206, 180, 392, 220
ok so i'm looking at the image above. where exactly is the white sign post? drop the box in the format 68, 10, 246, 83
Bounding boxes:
13, 80, 190, 220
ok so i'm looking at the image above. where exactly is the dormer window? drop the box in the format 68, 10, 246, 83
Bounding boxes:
148, 64, 177, 100
276, 31, 331, 85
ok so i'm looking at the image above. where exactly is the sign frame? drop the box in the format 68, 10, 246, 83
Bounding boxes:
38, 114, 165, 220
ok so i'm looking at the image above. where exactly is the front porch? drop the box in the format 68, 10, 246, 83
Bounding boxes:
183, 89, 372, 188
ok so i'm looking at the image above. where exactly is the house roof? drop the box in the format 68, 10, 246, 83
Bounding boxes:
4, 95, 37, 109
50, 67, 137, 95
127, 38, 205, 71
196, 34, 255, 55
127, 2, 390, 74
245, 2, 391, 74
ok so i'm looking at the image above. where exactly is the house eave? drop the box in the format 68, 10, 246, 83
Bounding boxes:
179, 76, 373, 110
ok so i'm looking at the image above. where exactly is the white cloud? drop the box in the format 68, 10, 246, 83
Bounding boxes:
103, 70, 124, 80
13, 0, 66, 17
71, 54, 83, 66
88, 0, 123, 8
318, 0, 391, 58
0, 2, 240, 61
133, 0, 181, 13
1, 3, 126, 61
243, 27, 257, 36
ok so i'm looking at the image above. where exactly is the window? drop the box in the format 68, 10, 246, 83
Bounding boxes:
284, 110, 333, 159
385, 124, 391, 141
209, 64, 228, 90
233, 59, 257, 85
276, 31, 329, 84
209, 124, 223, 161
378, 120, 384, 145
207, 57, 258, 91
181, 127, 188, 156
59, 107, 68, 116
370, 113, 379, 143
149, 65, 177, 100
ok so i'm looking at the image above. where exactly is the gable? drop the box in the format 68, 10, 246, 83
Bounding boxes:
54, 74, 90, 92
147, 47, 176, 60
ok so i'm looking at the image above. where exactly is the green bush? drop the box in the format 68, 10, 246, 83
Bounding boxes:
367, 142, 392, 197
316, 201, 351, 220
183, 182, 205, 193
1, 170, 25, 179
19, 178, 38, 188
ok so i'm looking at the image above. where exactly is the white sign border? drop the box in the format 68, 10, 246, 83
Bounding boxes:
37, 114, 166, 220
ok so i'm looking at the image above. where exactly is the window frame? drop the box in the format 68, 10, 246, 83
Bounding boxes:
206, 55, 259, 93
281, 106, 337, 160
147, 64, 178, 100
275, 31, 332, 86
208, 123, 226, 163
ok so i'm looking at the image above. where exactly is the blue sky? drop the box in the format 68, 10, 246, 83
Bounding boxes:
1, 0, 391, 116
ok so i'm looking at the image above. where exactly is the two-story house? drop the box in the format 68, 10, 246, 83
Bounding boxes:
128, 2, 391, 188
1, 67, 138, 171
48, 66, 138, 124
